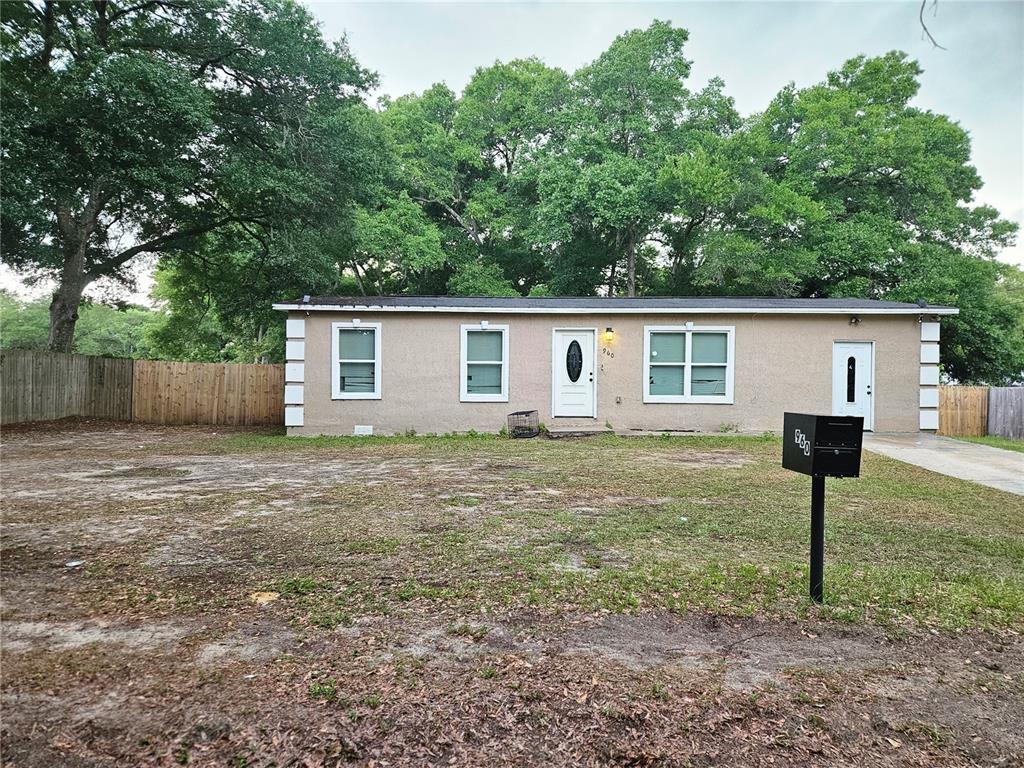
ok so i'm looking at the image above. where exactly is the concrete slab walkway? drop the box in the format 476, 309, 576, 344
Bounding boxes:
864, 433, 1024, 495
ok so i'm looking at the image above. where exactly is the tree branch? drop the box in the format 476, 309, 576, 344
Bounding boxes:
38, 1, 55, 70
411, 195, 484, 247
106, 0, 188, 24
87, 217, 251, 277
919, 0, 946, 50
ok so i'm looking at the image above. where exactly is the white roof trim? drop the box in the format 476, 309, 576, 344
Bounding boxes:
273, 303, 959, 316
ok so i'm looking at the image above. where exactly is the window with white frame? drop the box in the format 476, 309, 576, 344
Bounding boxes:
460, 324, 509, 402
332, 321, 381, 399
643, 326, 734, 403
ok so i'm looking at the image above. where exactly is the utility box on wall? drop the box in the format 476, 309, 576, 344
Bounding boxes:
782, 413, 864, 478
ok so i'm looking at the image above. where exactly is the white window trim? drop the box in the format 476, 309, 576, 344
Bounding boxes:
460, 324, 509, 402
331, 321, 381, 400
643, 325, 735, 404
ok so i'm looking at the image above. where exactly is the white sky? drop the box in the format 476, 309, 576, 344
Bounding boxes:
4, 0, 1021, 305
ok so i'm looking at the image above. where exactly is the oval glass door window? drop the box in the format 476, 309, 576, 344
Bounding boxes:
846, 356, 856, 403
566, 340, 583, 382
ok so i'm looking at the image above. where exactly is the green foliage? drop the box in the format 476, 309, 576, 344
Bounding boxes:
953, 435, 1024, 454
351, 192, 447, 293
1, 0, 379, 351
1, 292, 159, 358
535, 21, 736, 296
2, 11, 1018, 381
276, 576, 321, 597
0, 293, 49, 349
447, 261, 519, 297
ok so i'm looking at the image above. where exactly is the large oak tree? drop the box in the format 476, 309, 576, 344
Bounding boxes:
1, 0, 375, 350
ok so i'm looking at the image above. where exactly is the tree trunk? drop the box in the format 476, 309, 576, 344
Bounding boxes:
47, 187, 107, 352
255, 324, 266, 364
48, 218, 91, 352
626, 236, 637, 297
47, 276, 87, 352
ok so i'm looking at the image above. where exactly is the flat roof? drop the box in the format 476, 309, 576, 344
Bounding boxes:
273, 295, 958, 316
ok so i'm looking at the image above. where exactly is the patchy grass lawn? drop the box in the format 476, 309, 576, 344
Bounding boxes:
210, 429, 1024, 633
952, 434, 1024, 454
2, 421, 1022, 766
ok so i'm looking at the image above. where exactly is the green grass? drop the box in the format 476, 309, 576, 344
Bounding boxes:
308, 678, 339, 701
208, 432, 1024, 633
952, 435, 1024, 453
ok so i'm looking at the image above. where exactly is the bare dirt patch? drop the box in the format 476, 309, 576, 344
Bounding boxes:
2, 619, 190, 652
196, 621, 297, 666
637, 449, 754, 468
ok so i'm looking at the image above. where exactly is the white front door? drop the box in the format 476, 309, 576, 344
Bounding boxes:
552, 329, 596, 417
832, 342, 874, 431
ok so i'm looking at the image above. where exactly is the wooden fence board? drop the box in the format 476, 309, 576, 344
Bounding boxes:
988, 387, 1024, 440
937, 386, 989, 437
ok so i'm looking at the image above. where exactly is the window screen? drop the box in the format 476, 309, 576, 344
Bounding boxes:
332, 323, 380, 399
645, 327, 733, 402
649, 332, 686, 396
462, 327, 507, 400
338, 328, 376, 393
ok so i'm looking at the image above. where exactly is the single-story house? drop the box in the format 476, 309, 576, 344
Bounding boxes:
272, 296, 957, 436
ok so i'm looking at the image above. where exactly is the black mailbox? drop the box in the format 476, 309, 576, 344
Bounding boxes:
782, 413, 864, 478
782, 412, 865, 605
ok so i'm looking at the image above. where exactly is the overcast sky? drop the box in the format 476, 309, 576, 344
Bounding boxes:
4, 0, 1021, 304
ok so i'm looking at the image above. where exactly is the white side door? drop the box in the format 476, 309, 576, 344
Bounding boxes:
832, 341, 874, 431
552, 329, 596, 417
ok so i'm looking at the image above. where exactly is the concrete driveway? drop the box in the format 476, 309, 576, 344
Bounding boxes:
864, 433, 1024, 495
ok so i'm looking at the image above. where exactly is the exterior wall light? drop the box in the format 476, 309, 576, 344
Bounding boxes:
604, 327, 614, 341
849, 316, 861, 325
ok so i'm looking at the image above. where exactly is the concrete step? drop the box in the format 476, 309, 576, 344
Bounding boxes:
544, 427, 614, 439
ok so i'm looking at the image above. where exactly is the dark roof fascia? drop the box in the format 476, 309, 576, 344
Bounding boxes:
272, 296, 958, 316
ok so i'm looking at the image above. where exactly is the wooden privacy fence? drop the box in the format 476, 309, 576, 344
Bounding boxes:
937, 386, 989, 437
132, 360, 284, 426
988, 387, 1024, 440
1, 349, 134, 424
1, 349, 283, 427
938, 385, 1024, 439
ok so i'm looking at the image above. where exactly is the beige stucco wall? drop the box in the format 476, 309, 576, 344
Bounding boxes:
289, 311, 923, 435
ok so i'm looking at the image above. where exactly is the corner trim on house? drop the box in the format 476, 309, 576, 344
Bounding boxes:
285, 315, 305, 428
919, 323, 941, 432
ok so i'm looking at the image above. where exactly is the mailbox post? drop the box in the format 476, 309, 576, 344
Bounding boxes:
782, 413, 864, 603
